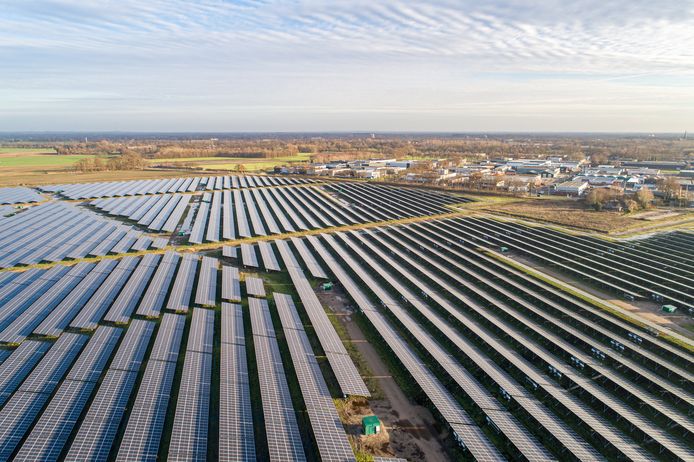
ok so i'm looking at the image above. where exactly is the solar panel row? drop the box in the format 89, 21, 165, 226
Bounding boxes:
221, 265, 241, 302
167, 253, 199, 312
220, 303, 255, 461
13, 326, 121, 462
274, 293, 356, 462
168, 309, 215, 461
276, 238, 369, 397
306, 236, 504, 461
0, 202, 143, 267
245, 276, 266, 298
195, 256, 218, 307
65, 320, 154, 461
0, 333, 87, 460
116, 314, 185, 462
0, 187, 44, 205
249, 297, 306, 462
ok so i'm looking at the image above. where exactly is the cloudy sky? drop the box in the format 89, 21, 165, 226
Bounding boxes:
1, 0, 693, 132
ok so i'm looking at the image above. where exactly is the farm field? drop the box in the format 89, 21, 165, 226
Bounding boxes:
150, 153, 312, 172
0, 174, 691, 461
0, 150, 312, 187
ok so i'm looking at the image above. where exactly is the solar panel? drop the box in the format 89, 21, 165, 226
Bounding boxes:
308, 236, 507, 460
63, 369, 139, 461
13, 327, 121, 462
64, 321, 154, 461
0, 340, 51, 405
233, 189, 251, 237
240, 243, 259, 268
250, 188, 281, 234
0, 262, 94, 344
249, 297, 306, 461
105, 254, 161, 324
189, 201, 210, 244
219, 303, 256, 462
116, 314, 185, 462
274, 293, 355, 462
288, 237, 327, 279
0, 265, 70, 332
222, 190, 236, 240
221, 265, 241, 302
109, 319, 155, 372
34, 259, 117, 337
206, 191, 222, 242
194, 256, 218, 307
162, 194, 192, 233
257, 241, 281, 271
187, 308, 215, 354
70, 256, 141, 330
137, 251, 180, 318
0, 333, 86, 460
66, 326, 123, 383
222, 245, 238, 259
13, 379, 97, 462
168, 308, 214, 461
167, 253, 199, 312
245, 276, 266, 298
275, 238, 369, 397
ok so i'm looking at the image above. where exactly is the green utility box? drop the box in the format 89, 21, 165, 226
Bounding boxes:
662, 305, 677, 313
362, 415, 381, 436
322, 282, 333, 291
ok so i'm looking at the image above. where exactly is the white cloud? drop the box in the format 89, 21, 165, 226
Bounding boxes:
0, 0, 692, 131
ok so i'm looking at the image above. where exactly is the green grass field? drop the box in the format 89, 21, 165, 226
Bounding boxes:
0, 147, 56, 154
0, 154, 91, 168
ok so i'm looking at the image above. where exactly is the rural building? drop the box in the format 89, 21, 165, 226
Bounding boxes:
555, 180, 589, 196
622, 160, 688, 170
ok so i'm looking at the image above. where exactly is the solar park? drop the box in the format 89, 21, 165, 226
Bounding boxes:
0, 174, 691, 461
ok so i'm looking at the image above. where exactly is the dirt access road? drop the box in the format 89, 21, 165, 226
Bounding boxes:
318, 289, 452, 462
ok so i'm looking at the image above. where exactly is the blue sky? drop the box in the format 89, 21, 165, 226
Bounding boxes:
1, 0, 693, 132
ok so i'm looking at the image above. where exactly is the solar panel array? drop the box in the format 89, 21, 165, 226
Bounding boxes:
456, 216, 694, 313
249, 297, 306, 461
0, 262, 94, 345
220, 303, 255, 461
137, 251, 180, 317
276, 238, 370, 397
0, 187, 44, 204
0, 202, 144, 268
195, 256, 218, 306
168, 309, 214, 461
117, 314, 185, 461
245, 276, 266, 298
274, 293, 356, 462
13, 326, 121, 462
308, 235, 508, 461
0, 333, 87, 460
65, 320, 154, 461
167, 253, 199, 312
91, 193, 192, 232
324, 181, 467, 220
303, 219, 693, 460
40, 175, 312, 199
221, 265, 241, 302
1, 174, 691, 461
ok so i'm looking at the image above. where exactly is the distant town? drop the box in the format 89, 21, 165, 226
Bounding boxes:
278, 154, 694, 208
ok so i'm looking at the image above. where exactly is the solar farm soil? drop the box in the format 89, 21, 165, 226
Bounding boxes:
317, 290, 451, 462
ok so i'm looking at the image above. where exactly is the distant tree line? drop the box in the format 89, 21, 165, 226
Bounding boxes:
74, 151, 146, 173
